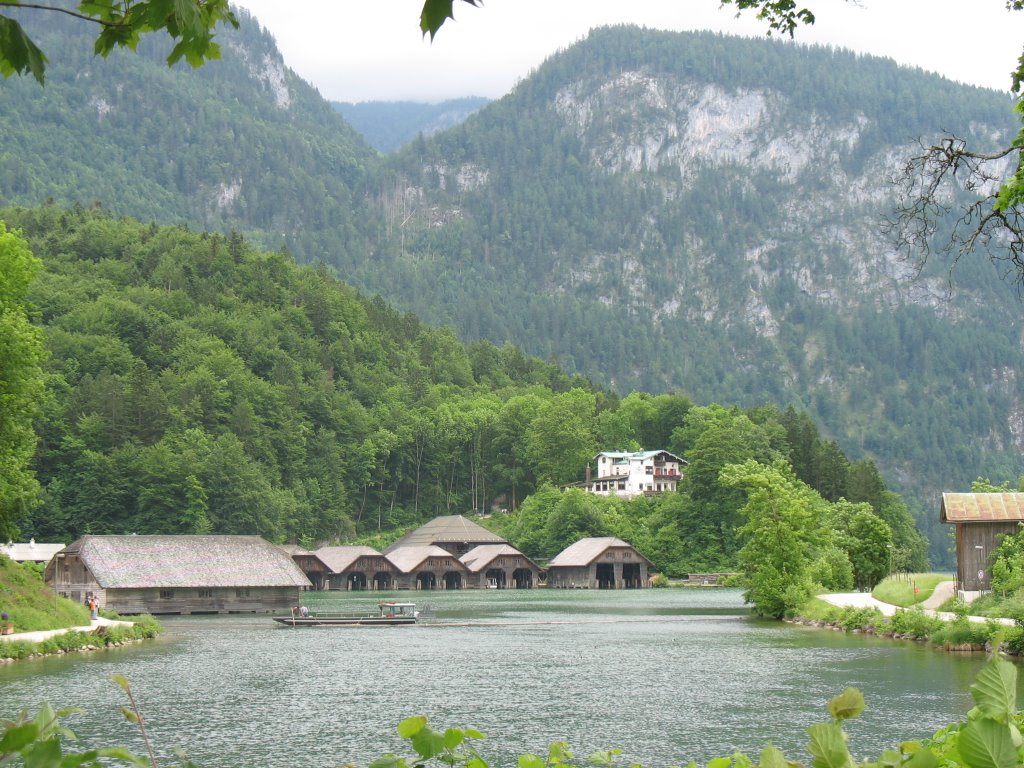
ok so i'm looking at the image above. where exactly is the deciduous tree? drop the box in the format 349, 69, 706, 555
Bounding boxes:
0, 223, 45, 539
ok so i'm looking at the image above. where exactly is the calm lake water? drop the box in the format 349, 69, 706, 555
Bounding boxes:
0, 589, 1004, 767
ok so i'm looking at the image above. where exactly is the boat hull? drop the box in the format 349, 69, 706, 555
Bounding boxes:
272, 615, 416, 627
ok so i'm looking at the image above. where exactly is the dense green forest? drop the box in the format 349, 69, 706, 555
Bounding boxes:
0, 16, 1020, 564
3, 206, 926, 578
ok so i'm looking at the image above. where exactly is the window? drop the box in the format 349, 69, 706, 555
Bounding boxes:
198, 589, 213, 598
645, 466, 654, 474
235, 588, 250, 598
159, 589, 174, 600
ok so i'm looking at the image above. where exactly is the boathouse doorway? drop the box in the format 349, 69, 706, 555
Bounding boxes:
484, 568, 506, 588
622, 563, 643, 588
512, 568, 533, 589
372, 572, 392, 590
416, 572, 436, 589
347, 572, 367, 590
443, 572, 463, 590
596, 563, 615, 589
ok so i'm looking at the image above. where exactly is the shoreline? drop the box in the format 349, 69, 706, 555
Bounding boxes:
0, 615, 160, 662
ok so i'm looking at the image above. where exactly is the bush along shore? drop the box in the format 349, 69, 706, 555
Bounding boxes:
789, 601, 1022, 654
0, 615, 161, 662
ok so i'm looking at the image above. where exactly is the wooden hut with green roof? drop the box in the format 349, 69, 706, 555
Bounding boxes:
44, 535, 311, 614
940, 492, 1024, 592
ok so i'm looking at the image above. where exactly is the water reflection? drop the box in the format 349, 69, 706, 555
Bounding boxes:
0, 589, 1003, 767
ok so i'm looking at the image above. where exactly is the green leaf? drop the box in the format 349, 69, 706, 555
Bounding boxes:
23, 737, 62, 768
465, 759, 488, 768
0, 722, 40, 752
958, 719, 1019, 768
368, 757, 404, 768
759, 744, 788, 768
464, 729, 486, 740
418, 0, 481, 40
902, 747, 938, 768
707, 758, 732, 768
111, 674, 130, 691
0, 16, 47, 83
970, 661, 1017, 720
411, 726, 446, 761
806, 723, 851, 768
419, 0, 454, 39
518, 755, 546, 768
443, 728, 465, 750
397, 716, 427, 739
119, 707, 140, 724
827, 688, 865, 722
588, 749, 623, 767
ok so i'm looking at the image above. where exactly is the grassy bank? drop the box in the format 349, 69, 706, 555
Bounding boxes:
0, 555, 90, 631
794, 598, 1019, 653
871, 573, 952, 607
0, 614, 162, 661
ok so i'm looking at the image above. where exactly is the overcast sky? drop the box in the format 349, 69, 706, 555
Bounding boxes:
231, 1, 1024, 103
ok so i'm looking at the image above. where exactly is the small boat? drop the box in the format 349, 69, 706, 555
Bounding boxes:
273, 601, 419, 627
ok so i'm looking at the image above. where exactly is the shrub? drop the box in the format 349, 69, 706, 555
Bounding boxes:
930, 618, 996, 648
888, 607, 943, 639
838, 606, 884, 632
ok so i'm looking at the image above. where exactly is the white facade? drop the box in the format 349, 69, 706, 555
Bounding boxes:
585, 450, 685, 498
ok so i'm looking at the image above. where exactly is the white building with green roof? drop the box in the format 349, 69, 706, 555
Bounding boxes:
585, 450, 685, 498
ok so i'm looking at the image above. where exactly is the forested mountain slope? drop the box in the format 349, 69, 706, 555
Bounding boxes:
9, 206, 925, 577
0, 16, 1018, 562
0, 7, 376, 262
366, 27, 1024, 550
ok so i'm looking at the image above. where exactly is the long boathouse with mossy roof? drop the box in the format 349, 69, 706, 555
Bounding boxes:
44, 535, 311, 614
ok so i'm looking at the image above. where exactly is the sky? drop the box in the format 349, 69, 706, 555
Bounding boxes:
231, 1, 1024, 104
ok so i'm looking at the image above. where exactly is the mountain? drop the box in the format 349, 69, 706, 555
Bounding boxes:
332, 98, 490, 153
0, 7, 377, 262
365, 27, 1024, 560
1, 17, 1021, 563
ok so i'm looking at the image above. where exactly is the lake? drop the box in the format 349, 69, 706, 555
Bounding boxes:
0, 589, 1001, 767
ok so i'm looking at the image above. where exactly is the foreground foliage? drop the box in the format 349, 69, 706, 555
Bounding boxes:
5, 658, 1024, 768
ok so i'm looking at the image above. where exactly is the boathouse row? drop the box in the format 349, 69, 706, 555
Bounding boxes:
44, 535, 311, 615
290, 543, 542, 590
546, 537, 652, 589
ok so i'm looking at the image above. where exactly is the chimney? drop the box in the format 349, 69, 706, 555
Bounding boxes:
585, 463, 591, 485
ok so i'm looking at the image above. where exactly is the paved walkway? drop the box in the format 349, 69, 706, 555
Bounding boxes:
0, 616, 134, 644
818, 583, 1015, 626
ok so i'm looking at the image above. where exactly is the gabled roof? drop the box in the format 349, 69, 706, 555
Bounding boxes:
594, 450, 686, 464
459, 544, 538, 572
5, 541, 64, 563
314, 546, 385, 573
548, 537, 651, 567
54, 535, 310, 589
941, 493, 1024, 523
384, 515, 506, 553
386, 545, 464, 573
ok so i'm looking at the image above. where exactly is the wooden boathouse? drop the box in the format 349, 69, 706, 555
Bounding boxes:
385, 514, 508, 557
460, 544, 540, 589
44, 535, 311, 614
546, 537, 651, 589
386, 545, 471, 589
315, 546, 400, 590
941, 492, 1024, 592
